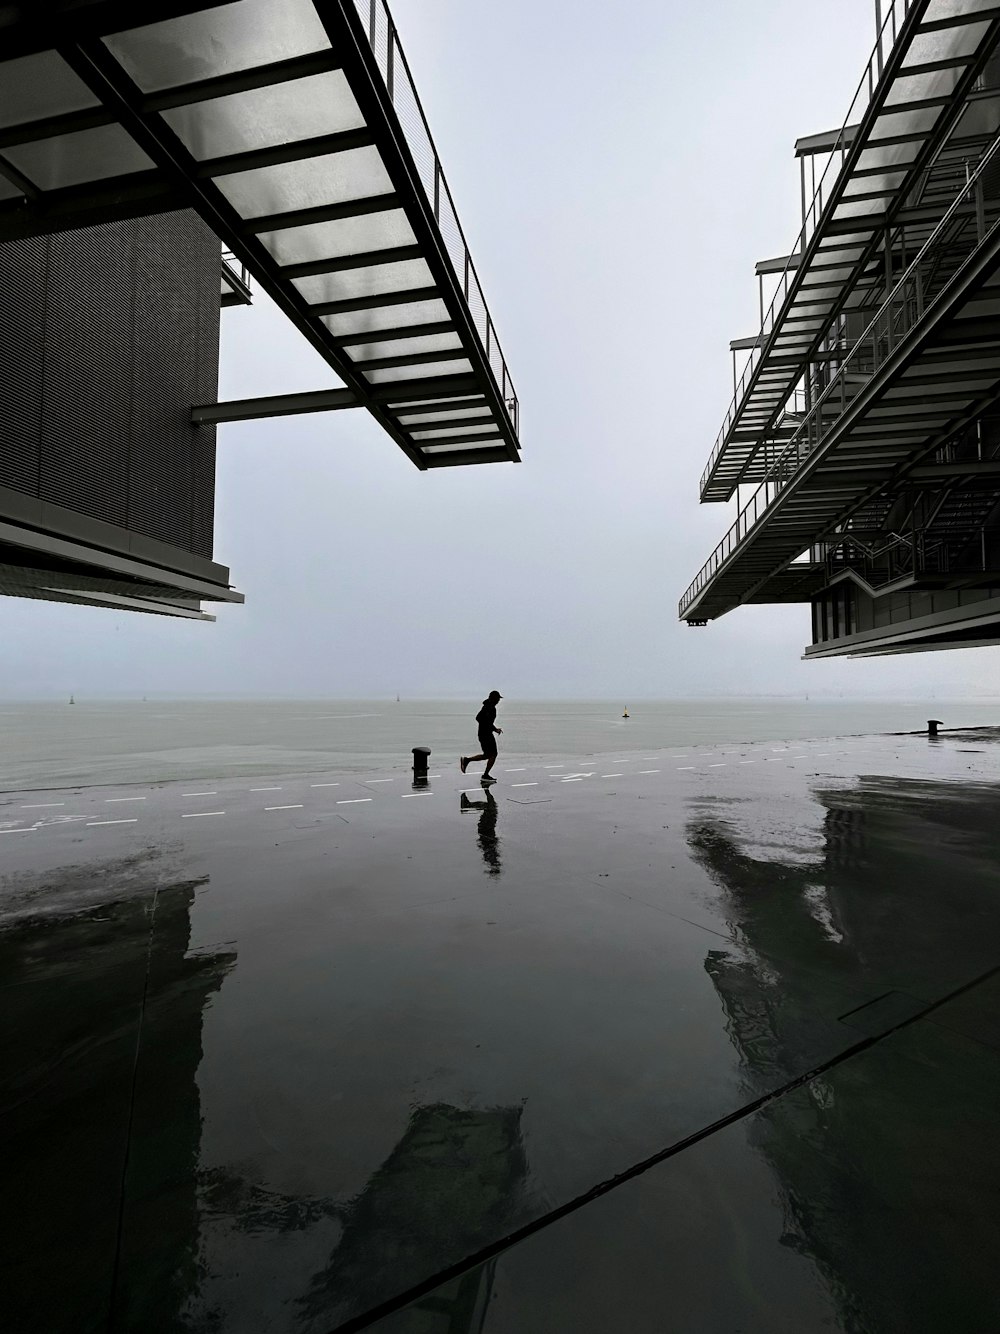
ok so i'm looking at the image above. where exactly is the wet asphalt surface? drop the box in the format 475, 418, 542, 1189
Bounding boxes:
3, 730, 1000, 1333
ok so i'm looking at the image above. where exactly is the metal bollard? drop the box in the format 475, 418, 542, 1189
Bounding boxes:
927, 719, 943, 738
412, 746, 431, 778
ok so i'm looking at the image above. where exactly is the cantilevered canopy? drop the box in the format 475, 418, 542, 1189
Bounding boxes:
0, 0, 519, 470
700, 0, 1000, 502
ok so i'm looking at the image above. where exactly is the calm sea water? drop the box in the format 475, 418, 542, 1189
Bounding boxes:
2, 697, 999, 790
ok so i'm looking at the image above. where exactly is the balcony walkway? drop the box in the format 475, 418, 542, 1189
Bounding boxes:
681, 134, 1000, 623
0, 0, 519, 470
700, 0, 1000, 503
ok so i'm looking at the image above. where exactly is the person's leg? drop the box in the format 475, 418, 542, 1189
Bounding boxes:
482, 748, 497, 778
465, 752, 486, 768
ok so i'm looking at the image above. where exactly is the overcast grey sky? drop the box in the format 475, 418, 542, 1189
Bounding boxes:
3, 0, 999, 699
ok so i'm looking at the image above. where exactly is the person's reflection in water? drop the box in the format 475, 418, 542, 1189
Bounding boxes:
460, 789, 502, 877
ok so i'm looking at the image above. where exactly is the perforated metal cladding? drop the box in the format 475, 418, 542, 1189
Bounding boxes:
0, 233, 46, 494
0, 210, 219, 557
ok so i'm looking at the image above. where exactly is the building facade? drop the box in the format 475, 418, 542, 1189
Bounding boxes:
680, 1, 1000, 657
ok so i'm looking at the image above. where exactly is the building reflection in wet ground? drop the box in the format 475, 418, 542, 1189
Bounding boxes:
6, 756, 1000, 1332
685, 776, 1000, 1334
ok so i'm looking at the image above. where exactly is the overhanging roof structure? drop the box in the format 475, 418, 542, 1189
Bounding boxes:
680, 0, 1000, 629
0, 0, 519, 471
700, 0, 1000, 503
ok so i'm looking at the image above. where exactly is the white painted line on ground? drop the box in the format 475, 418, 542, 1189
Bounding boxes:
402, 792, 433, 798
366, 778, 393, 783
428, 774, 441, 778
265, 804, 303, 811
87, 818, 139, 826
505, 768, 527, 772
765, 758, 783, 762
601, 773, 623, 778
250, 786, 283, 792
816, 752, 830, 756
511, 782, 538, 788
310, 782, 340, 787
709, 763, 726, 768
337, 798, 372, 805
106, 796, 146, 802
544, 764, 565, 769
0, 828, 34, 834
677, 766, 695, 770
561, 777, 584, 782
739, 760, 755, 765
22, 802, 64, 808
182, 811, 226, 818
183, 791, 217, 797
639, 769, 660, 774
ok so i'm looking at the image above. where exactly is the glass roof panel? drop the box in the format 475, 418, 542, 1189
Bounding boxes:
216, 147, 394, 217
855, 142, 921, 171
364, 359, 471, 383
870, 107, 941, 139
258, 209, 415, 265
903, 21, 989, 67
411, 424, 498, 439
842, 169, 907, 196
421, 440, 498, 454
349, 332, 461, 360
293, 257, 433, 303
884, 67, 962, 106
0, 52, 100, 129
322, 298, 450, 336
104, 0, 329, 92
831, 198, 888, 218
4, 124, 154, 189
161, 71, 364, 161
923, 0, 997, 19
397, 406, 491, 424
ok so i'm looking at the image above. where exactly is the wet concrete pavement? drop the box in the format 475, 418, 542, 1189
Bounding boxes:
3, 732, 1000, 1332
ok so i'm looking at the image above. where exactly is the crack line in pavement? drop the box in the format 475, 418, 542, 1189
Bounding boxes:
328, 959, 1000, 1334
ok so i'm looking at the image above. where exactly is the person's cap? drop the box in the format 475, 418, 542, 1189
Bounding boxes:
489, 690, 502, 700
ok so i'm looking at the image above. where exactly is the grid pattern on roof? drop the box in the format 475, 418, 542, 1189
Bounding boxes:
681, 127, 1000, 623
700, 0, 1000, 503
0, 0, 519, 471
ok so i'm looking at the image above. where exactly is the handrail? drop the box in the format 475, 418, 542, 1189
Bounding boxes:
700, 0, 918, 495
351, 0, 518, 436
680, 126, 1000, 618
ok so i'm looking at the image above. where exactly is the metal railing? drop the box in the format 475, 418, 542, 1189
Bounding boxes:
352, 0, 518, 436
680, 127, 1000, 618
700, 0, 918, 494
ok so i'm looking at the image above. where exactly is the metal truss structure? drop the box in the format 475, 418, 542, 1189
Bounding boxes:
680, 0, 1000, 657
0, 0, 519, 472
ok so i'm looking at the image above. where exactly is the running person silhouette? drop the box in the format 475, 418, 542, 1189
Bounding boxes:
460, 691, 503, 783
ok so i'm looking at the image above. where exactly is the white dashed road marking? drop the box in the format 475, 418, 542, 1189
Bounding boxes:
677, 766, 695, 771
87, 818, 138, 827
265, 804, 303, 811
182, 811, 226, 819
511, 782, 538, 788
639, 769, 660, 774
1, 828, 34, 834
402, 792, 433, 798
709, 763, 726, 768
310, 782, 339, 788
251, 786, 282, 792
366, 779, 393, 783
505, 768, 527, 772
184, 791, 217, 797
22, 802, 64, 808
601, 773, 623, 778
337, 798, 372, 805
106, 796, 146, 802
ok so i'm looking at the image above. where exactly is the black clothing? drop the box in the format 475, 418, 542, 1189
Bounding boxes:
475, 700, 497, 731
475, 698, 498, 758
